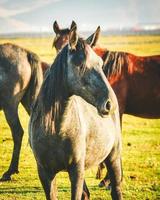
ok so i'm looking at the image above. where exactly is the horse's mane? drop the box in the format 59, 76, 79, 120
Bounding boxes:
102, 51, 128, 78
36, 46, 68, 133
34, 39, 87, 134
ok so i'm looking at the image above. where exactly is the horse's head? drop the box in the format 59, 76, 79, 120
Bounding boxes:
53, 21, 102, 54
65, 25, 116, 116
39, 24, 118, 133
53, 21, 76, 53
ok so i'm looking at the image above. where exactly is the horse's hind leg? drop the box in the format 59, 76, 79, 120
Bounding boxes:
98, 171, 111, 188
37, 165, 57, 200
68, 161, 86, 200
82, 180, 90, 200
0, 105, 24, 181
105, 155, 122, 200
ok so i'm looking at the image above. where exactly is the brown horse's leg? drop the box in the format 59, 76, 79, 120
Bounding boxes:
98, 172, 111, 189
68, 161, 85, 200
0, 105, 24, 181
105, 155, 123, 200
37, 165, 57, 200
96, 162, 105, 179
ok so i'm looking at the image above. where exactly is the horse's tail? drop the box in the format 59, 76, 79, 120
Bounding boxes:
21, 51, 43, 114
41, 61, 50, 76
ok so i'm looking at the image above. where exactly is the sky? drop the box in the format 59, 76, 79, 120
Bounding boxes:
0, 0, 160, 33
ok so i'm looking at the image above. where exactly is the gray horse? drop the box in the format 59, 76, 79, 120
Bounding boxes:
29, 25, 122, 200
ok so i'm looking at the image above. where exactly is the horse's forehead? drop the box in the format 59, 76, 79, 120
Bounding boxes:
60, 29, 70, 34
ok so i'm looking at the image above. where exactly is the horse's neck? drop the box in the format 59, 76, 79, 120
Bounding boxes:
93, 46, 108, 59
60, 96, 85, 132
103, 50, 129, 85
60, 95, 98, 135
61, 95, 121, 141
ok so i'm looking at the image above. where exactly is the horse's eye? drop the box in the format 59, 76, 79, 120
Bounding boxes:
71, 53, 85, 67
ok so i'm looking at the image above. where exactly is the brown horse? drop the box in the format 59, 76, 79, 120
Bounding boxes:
0, 43, 50, 181
29, 25, 122, 200
87, 27, 160, 120
52, 20, 77, 54
52, 22, 160, 187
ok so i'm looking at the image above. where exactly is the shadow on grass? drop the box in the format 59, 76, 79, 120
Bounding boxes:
0, 186, 43, 195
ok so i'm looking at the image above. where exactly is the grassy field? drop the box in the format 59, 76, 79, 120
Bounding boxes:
0, 35, 160, 200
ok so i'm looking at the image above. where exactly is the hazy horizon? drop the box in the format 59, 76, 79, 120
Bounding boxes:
0, 0, 160, 34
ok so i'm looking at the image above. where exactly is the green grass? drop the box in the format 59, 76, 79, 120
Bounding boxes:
0, 35, 160, 199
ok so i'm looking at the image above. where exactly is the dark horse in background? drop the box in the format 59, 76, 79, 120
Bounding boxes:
0, 43, 50, 181
52, 22, 160, 187
52, 20, 77, 54
29, 25, 122, 200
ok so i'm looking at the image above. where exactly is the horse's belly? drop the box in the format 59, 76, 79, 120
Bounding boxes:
126, 73, 160, 118
126, 100, 160, 118
0, 64, 31, 99
85, 145, 113, 169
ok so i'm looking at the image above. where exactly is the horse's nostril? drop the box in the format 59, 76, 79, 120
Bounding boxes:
105, 100, 111, 111
98, 99, 112, 116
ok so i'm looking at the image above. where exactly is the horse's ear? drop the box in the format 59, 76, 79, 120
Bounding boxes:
86, 26, 101, 47
53, 21, 60, 34
70, 21, 77, 30
69, 25, 78, 50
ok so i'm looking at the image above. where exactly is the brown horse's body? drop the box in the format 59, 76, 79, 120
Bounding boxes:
93, 47, 160, 120
0, 43, 50, 181
93, 45, 160, 185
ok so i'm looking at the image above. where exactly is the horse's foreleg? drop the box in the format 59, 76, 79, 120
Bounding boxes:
69, 161, 86, 200
38, 165, 57, 200
105, 155, 123, 200
0, 106, 24, 181
82, 180, 90, 200
50, 178, 57, 200
98, 113, 123, 189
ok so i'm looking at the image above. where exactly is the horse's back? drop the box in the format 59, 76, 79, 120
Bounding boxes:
125, 54, 160, 117
147, 54, 160, 64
